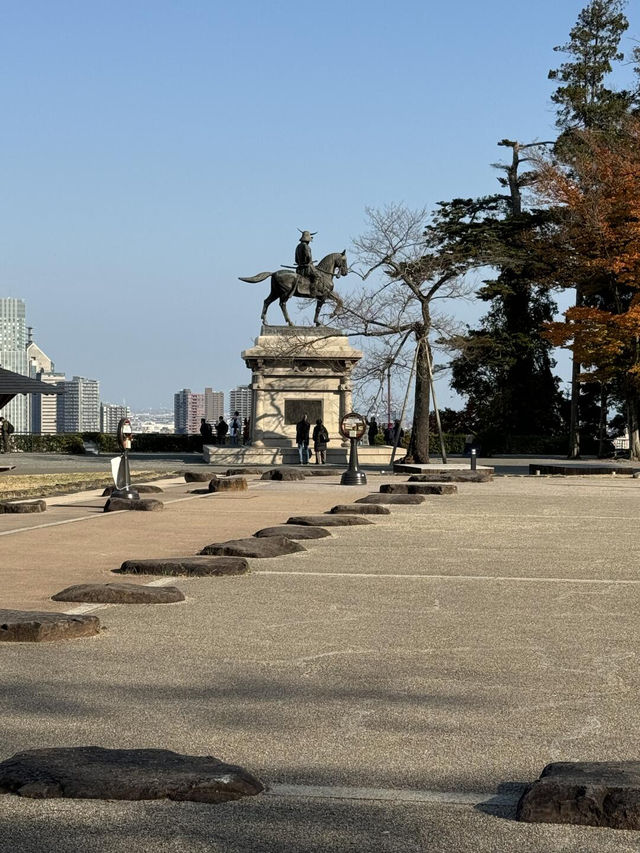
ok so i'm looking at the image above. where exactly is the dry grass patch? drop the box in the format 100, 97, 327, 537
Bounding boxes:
0, 471, 171, 500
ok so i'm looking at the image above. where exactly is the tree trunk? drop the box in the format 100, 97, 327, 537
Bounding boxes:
628, 396, 640, 462
408, 334, 430, 463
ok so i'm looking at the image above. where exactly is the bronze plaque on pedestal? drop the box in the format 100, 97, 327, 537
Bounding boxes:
285, 399, 323, 425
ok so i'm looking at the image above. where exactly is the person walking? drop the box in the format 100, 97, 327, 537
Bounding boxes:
367, 416, 379, 446
312, 418, 329, 465
296, 413, 311, 464
215, 416, 229, 445
0, 417, 13, 453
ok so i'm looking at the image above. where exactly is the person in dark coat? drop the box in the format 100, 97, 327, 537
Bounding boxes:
367, 416, 379, 446
200, 418, 213, 443
215, 416, 228, 445
312, 418, 329, 464
296, 413, 311, 464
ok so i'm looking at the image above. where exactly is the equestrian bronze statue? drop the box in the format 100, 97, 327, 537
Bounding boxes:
239, 231, 348, 326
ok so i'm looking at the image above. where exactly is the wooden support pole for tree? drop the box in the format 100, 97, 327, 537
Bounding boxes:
425, 343, 447, 464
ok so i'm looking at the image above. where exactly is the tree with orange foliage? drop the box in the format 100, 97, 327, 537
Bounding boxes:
538, 117, 640, 457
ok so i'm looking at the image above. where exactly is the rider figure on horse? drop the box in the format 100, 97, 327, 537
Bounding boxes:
295, 230, 320, 297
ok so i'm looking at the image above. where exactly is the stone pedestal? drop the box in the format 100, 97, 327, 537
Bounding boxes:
242, 326, 362, 448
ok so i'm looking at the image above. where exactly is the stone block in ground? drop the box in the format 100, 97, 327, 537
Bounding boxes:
0, 746, 264, 802
226, 468, 263, 476
356, 494, 426, 505
380, 483, 457, 495
330, 504, 391, 515
301, 468, 338, 476
208, 476, 248, 492
261, 469, 305, 481
0, 610, 100, 642
0, 499, 46, 514
287, 515, 374, 527
183, 471, 215, 483
115, 557, 249, 577
102, 484, 163, 496
516, 761, 640, 830
51, 583, 185, 604
254, 525, 331, 540
408, 471, 492, 483
104, 498, 164, 512
201, 536, 305, 558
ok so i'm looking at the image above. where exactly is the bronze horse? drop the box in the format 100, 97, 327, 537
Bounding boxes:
239, 251, 348, 326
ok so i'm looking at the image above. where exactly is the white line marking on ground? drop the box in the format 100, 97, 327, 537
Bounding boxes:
0, 489, 237, 537
265, 783, 516, 807
254, 570, 640, 585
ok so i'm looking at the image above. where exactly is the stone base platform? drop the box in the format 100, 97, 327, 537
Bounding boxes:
393, 461, 494, 475
203, 444, 394, 467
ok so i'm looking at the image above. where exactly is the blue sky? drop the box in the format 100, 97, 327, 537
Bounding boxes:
0, 0, 637, 410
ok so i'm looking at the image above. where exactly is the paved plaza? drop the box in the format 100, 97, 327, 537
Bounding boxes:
1, 465, 640, 851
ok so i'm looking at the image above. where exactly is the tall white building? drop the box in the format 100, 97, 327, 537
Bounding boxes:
174, 389, 205, 434
101, 403, 130, 433
229, 386, 252, 422
204, 388, 224, 423
0, 298, 29, 432
58, 376, 100, 432
27, 337, 65, 434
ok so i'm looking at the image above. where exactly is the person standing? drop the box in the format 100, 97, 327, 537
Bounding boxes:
230, 411, 241, 446
367, 416, 379, 446
242, 418, 251, 445
0, 417, 13, 453
200, 418, 213, 443
296, 413, 311, 464
215, 416, 228, 445
312, 418, 329, 465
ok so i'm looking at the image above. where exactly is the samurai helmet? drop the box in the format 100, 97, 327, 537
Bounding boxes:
298, 229, 317, 242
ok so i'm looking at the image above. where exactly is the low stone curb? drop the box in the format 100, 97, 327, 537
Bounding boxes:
0, 746, 264, 802
0, 499, 46, 514
330, 504, 390, 515
356, 494, 426, 505
408, 471, 492, 483
52, 583, 185, 604
183, 471, 215, 483
201, 536, 306, 558
516, 761, 640, 830
254, 525, 331, 540
261, 469, 305, 481
208, 476, 248, 492
287, 515, 374, 527
380, 483, 457, 495
115, 557, 249, 577
104, 498, 164, 512
102, 484, 164, 496
226, 468, 263, 476
0, 610, 101, 642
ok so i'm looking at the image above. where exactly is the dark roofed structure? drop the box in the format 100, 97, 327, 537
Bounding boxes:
0, 365, 63, 410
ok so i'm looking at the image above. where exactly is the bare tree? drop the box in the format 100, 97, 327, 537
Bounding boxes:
334, 204, 473, 463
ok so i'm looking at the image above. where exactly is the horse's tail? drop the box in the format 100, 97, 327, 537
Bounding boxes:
238, 272, 273, 283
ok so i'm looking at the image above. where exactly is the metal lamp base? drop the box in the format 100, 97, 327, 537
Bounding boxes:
110, 487, 140, 501
340, 470, 367, 486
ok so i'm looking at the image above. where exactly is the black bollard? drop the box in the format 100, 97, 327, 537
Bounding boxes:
341, 435, 367, 486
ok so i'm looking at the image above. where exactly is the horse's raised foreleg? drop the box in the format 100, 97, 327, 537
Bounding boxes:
279, 297, 294, 326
